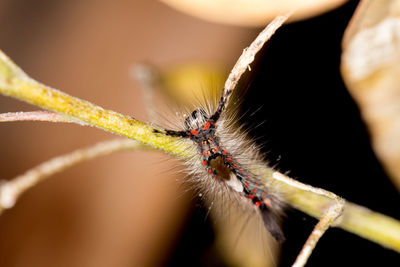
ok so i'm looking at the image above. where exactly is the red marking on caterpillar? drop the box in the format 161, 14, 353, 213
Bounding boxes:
190, 129, 199, 135
156, 89, 285, 242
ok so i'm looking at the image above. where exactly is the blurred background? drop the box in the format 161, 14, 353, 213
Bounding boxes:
0, 0, 399, 266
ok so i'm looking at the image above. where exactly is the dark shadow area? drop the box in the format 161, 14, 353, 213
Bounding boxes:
242, 0, 400, 266
167, 1, 400, 266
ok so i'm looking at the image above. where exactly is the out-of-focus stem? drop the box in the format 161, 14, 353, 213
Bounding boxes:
0, 139, 147, 214
0, 111, 71, 123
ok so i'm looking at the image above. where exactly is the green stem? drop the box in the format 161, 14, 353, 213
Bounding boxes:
0, 49, 399, 253
0, 50, 191, 158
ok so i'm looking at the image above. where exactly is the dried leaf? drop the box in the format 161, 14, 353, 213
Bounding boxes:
341, 0, 400, 189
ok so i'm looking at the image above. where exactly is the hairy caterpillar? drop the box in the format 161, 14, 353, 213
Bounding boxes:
148, 15, 292, 246
154, 80, 285, 242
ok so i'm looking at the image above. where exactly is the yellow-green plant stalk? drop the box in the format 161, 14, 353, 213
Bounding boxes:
0, 51, 191, 158
1, 47, 400, 254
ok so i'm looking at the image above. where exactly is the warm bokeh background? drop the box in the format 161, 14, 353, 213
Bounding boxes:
0, 1, 254, 266
1, 1, 400, 267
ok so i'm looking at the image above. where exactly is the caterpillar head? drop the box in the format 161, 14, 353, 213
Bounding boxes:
184, 109, 208, 130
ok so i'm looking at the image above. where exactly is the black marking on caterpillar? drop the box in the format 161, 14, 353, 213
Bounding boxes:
155, 93, 285, 242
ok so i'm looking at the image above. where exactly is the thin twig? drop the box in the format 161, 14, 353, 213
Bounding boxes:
0, 111, 72, 123
213, 12, 292, 119
0, 139, 148, 214
292, 200, 345, 267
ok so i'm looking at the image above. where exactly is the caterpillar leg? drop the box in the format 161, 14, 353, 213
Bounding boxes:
153, 129, 189, 138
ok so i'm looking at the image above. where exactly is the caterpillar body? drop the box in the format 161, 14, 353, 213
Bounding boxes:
155, 93, 285, 242
150, 14, 292, 244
